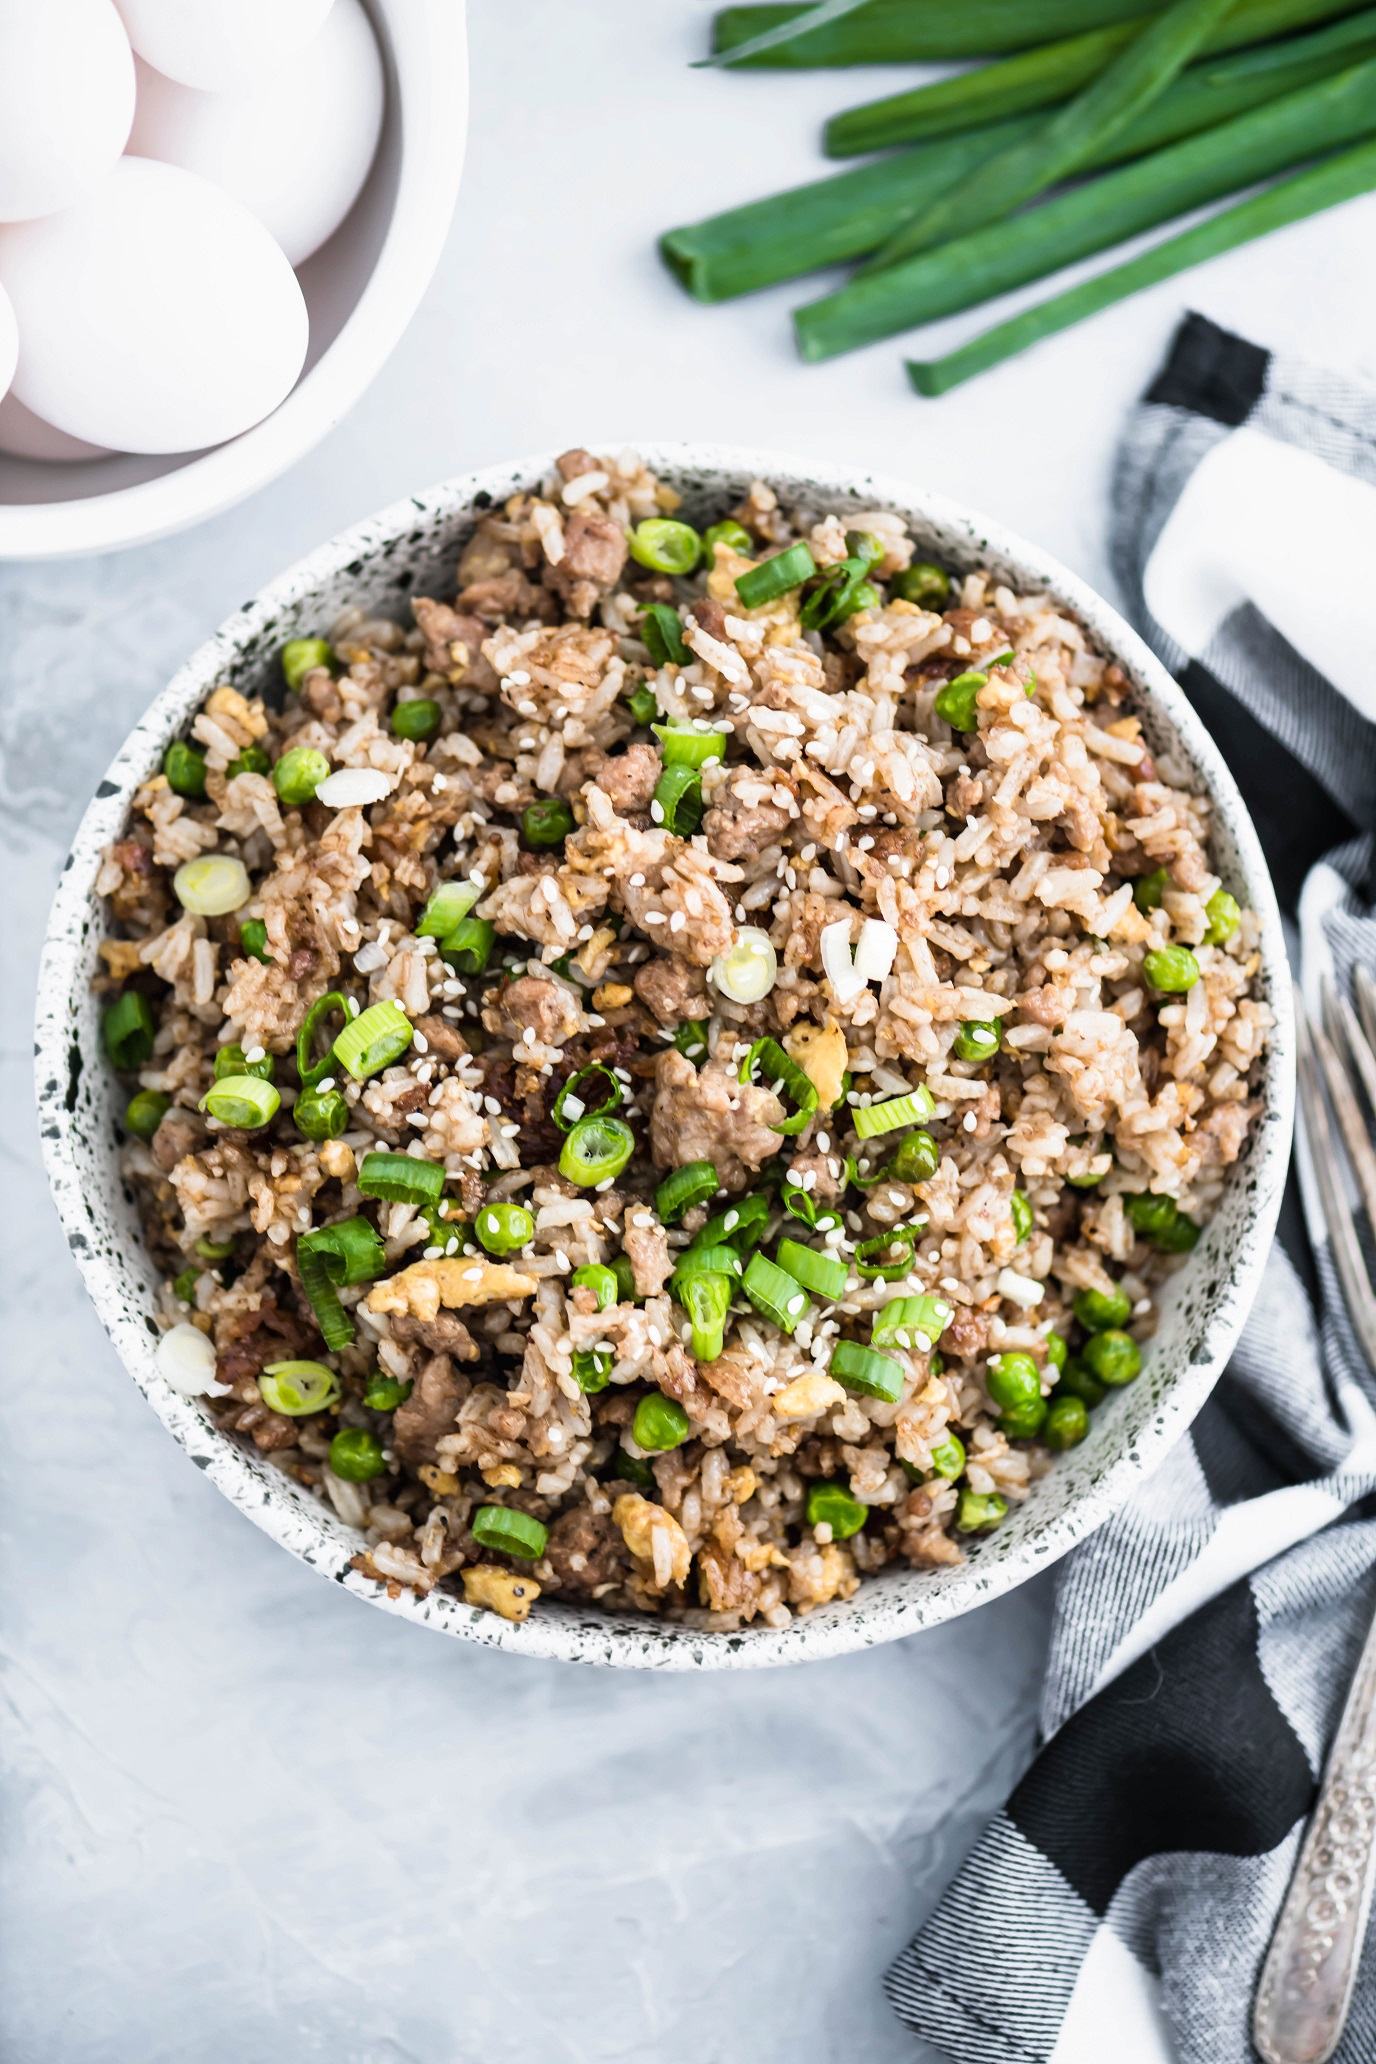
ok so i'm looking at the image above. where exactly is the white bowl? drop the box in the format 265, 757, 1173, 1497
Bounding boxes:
0, 0, 466, 561
35, 445, 1295, 1669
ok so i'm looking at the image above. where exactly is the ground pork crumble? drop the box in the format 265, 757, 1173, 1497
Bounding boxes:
97, 447, 1271, 1632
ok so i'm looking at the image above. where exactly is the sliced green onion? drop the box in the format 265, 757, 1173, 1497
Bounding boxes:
104, 990, 156, 1069
573, 1347, 613, 1394
656, 1159, 719, 1223
640, 603, 691, 668
628, 518, 701, 575
440, 918, 495, 976
933, 671, 987, 733
632, 1393, 692, 1451
272, 747, 330, 808
653, 723, 728, 768
775, 1237, 849, 1301
200, 1076, 281, 1129
124, 1088, 170, 1139
297, 1216, 387, 1351
392, 698, 441, 742
559, 1112, 635, 1188
470, 1505, 548, 1559
678, 1270, 734, 1360
884, 1130, 939, 1183
780, 1173, 842, 1235
195, 1234, 236, 1261
844, 1151, 885, 1190
356, 1152, 445, 1207
625, 683, 659, 726
830, 1340, 905, 1402
673, 1245, 745, 1288
294, 1087, 349, 1141
652, 763, 704, 835
297, 991, 349, 1090
800, 554, 874, 631
282, 638, 333, 692
743, 1252, 811, 1333
417, 879, 481, 939
1010, 1190, 1033, 1243
612, 1447, 654, 1486
734, 542, 817, 610
711, 927, 778, 1004
927, 1431, 965, 1479
475, 1201, 535, 1255
702, 519, 753, 559
871, 1293, 953, 1350
332, 1000, 414, 1081
164, 740, 207, 798
553, 1064, 622, 1133
739, 1036, 818, 1137
690, 1191, 770, 1254
572, 1262, 619, 1310
610, 1252, 641, 1304
214, 1042, 273, 1083
674, 1018, 709, 1061
258, 1359, 340, 1416
173, 854, 251, 916
854, 1225, 922, 1282
171, 1267, 199, 1305
806, 1480, 868, 1538
239, 919, 270, 964
852, 1085, 935, 1139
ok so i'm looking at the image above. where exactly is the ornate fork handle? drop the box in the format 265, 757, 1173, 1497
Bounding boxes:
1254, 1601, 1376, 2064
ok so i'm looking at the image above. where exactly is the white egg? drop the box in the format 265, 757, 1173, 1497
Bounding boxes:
0, 391, 111, 463
0, 159, 309, 455
128, 0, 384, 267
0, 283, 16, 404
0, 0, 135, 222
114, 0, 334, 92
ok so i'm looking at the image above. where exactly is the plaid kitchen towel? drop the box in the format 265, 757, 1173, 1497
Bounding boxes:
886, 314, 1376, 2064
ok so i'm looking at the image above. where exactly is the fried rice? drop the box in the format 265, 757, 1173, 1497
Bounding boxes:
95, 448, 1272, 1631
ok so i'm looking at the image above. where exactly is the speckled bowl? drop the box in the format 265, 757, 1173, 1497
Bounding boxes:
35, 446, 1294, 1670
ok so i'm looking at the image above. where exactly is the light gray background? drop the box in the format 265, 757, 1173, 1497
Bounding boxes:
7, 5, 1376, 2058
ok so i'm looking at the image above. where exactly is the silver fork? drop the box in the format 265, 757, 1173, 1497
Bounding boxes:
1254, 969, 1376, 2064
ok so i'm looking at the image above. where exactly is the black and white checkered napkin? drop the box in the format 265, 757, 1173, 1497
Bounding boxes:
885, 315, 1376, 2064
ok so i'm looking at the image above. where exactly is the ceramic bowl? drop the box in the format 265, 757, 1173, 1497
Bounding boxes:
0, 0, 467, 561
35, 444, 1295, 1668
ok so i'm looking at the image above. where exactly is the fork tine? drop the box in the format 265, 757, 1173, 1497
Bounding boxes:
1294, 990, 1376, 1377
1324, 973, 1376, 1121
1312, 1004, 1376, 1239
1354, 963, 1376, 1056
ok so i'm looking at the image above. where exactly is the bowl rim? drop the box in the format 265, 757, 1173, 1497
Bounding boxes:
0, 0, 468, 562
35, 441, 1295, 1670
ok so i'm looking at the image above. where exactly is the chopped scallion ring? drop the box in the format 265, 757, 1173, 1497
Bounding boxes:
471, 1506, 548, 1560
852, 1086, 935, 1139
173, 854, 252, 917
416, 879, 481, 939
296, 1217, 387, 1351
332, 999, 414, 1081
238, 919, 270, 964
871, 1293, 953, 1351
677, 1270, 733, 1361
639, 604, 690, 669
356, 1151, 445, 1207
653, 724, 728, 769
739, 1036, 818, 1136
656, 1160, 719, 1223
258, 1360, 340, 1416
440, 918, 496, 975
830, 1340, 905, 1402
672, 1245, 744, 1286
742, 1251, 811, 1333
690, 1190, 770, 1255
200, 1076, 281, 1129
558, 1113, 635, 1188
627, 518, 701, 577
775, 1238, 849, 1302
103, 990, 156, 1070
780, 1173, 843, 1235
297, 991, 349, 1090
553, 1064, 622, 1134
625, 683, 659, 726
854, 1224, 925, 1282
674, 1018, 709, 1061
734, 541, 816, 610
711, 927, 778, 1005
652, 763, 704, 835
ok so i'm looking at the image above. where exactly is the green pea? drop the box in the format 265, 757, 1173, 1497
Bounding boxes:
632, 1393, 691, 1453
239, 919, 271, 964
1043, 1331, 1068, 1374
927, 1431, 965, 1479
1133, 866, 1168, 912
955, 1489, 1007, 1534
214, 1042, 274, 1083
933, 670, 986, 733
272, 746, 330, 807
1203, 889, 1241, 946
1010, 1190, 1033, 1244
1054, 1357, 1107, 1410
806, 1481, 868, 1539
985, 1351, 1041, 1412
124, 1089, 170, 1140
627, 518, 701, 576
329, 1427, 387, 1481
282, 638, 333, 692
953, 1019, 1001, 1063
1124, 1191, 1178, 1240
844, 529, 885, 572
293, 1087, 350, 1142
1082, 1328, 1142, 1387
475, 1202, 535, 1255
1143, 946, 1200, 993
700, 519, 753, 561
885, 1130, 939, 1184
1154, 1212, 1200, 1253
610, 1253, 642, 1305
164, 740, 207, 799
364, 1375, 412, 1411
391, 698, 441, 742
226, 744, 271, 780
625, 684, 658, 726
522, 796, 576, 849
1073, 1284, 1131, 1332
1044, 1396, 1089, 1450
999, 1396, 1048, 1440
891, 561, 950, 608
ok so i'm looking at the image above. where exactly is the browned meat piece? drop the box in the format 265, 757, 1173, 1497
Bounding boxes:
697, 1539, 763, 1616
633, 954, 709, 1027
412, 597, 490, 680
556, 448, 601, 482
650, 1051, 784, 1193
1196, 1099, 1256, 1168
697, 1349, 755, 1411
688, 597, 729, 644
388, 1311, 480, 1360
1017, 984, 1077, 1030
942, 1307, 988, 1359
623, 1212, 673, 1297
228, 1400, 300, 1452
215, 1295, 315, 1392
483, 974, 583, 1049
947, 771, 984, 820
391, 1354, 467, 1467
543, 1504, 627, 1595
151, 1106, 210, 1172
545, 508, 628, 614
782, 1148, 846, 1203
300, 667, 343, 723
458, 566, 549, 625
646, 1341, 700, 1404
1057, 793, 1101, 854
966, 1079, 1002, 1140
589, 742, 661, 815
702, 770, 794, 863
412, 1013, 468, 1064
